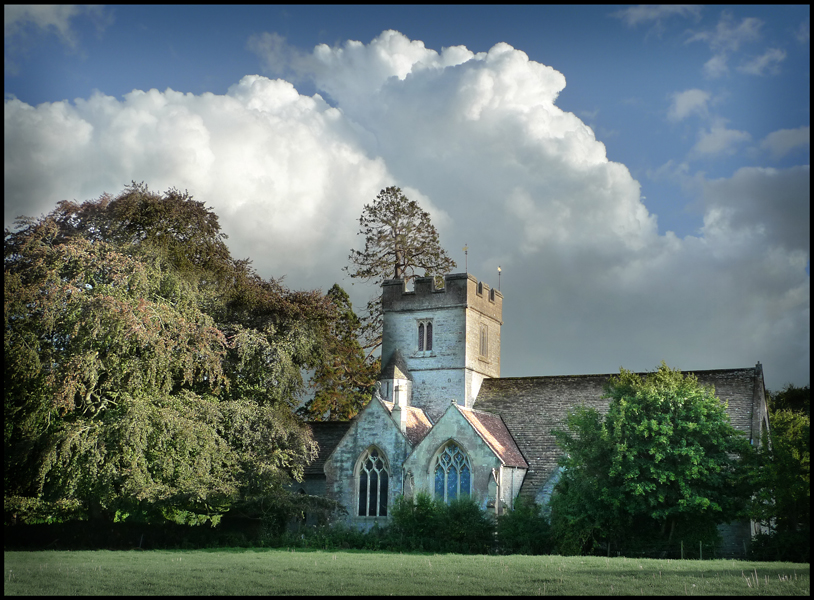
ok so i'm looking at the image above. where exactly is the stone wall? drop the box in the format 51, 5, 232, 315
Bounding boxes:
381, 273, 502, 421
404, 402, 506, 512
323, 398, 412, 529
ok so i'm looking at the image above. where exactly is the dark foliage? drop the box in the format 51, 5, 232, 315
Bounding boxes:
496, 495, 553, 555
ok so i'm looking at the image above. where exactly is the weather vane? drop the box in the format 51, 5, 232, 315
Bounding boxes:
463, 244, 468, 273
498, 266, 501, 291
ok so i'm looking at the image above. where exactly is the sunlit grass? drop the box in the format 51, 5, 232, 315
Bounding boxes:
4, 549, 810, 595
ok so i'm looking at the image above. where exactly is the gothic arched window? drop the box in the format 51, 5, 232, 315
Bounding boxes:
357, 447, 390, 517
417, 320, 433, 352
434, 442, 471, 503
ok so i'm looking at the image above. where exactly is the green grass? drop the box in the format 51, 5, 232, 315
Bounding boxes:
3, 549, 809, 595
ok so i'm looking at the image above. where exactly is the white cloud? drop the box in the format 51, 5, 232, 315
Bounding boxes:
4, 5, 112, 74
688, 12, 764, 79
691, 118, 751, 157
687, 12, 763, 53
667, 89, 711, 121
795, 19, 810, 44
3, 78, 400, 280
4, 29, 809, 390
760, 125, 810, 160
737, 48, 787, 76
702, 53, 729, 79
612, 5, 702, 28
5, 5, 84, 47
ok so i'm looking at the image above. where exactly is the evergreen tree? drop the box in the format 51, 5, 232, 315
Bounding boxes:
345, 186, 456, 352
299, 284, 379, 421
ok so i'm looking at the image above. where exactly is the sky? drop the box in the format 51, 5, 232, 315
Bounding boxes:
4, 5, 810, 392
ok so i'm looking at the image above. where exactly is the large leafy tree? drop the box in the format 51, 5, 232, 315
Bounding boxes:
298, 284, 379, 421
345, 186, 456, 352
747, 384, 809, 561
5, 183, 331, 524
549, 362, 752, 556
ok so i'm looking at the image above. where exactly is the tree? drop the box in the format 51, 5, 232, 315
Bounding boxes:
298, 284, 380, 421
747, 384, 809, 561
768, 383, 810, 416
549, 362, 752, 556
345, 186, 456, 352
5, 184, 331, 525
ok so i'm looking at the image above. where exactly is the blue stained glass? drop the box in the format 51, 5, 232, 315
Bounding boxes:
460, 463, 470, 497
435, 466, 444, 499
447, 467, 458, 501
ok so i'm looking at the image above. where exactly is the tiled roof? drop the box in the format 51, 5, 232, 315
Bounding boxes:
474, 367, 764, 500
304, 421, 353, 475
381, 400, 433, 445
379, 348, 412, 381
456, 405, 528, 468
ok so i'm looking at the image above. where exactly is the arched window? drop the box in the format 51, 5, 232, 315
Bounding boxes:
434, 442, 471, 503
417, 320, 433, 352
357, 447, 389, 517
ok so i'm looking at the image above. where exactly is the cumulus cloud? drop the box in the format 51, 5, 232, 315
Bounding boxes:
3, 77, 401, 281
760, 125, 810, 160
700, 166, 810, 256
667, 89, 711, 121
4, 29, 808, 389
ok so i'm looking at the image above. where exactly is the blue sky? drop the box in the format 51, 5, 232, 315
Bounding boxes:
4, 5, 810, 391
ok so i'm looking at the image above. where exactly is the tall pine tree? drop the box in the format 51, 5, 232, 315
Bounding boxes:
345, 186, 456, 352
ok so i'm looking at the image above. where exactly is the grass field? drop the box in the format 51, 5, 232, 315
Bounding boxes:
4, 549, 810, 595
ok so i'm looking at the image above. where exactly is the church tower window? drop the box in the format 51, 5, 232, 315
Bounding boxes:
357, 447, 390, 517
479, 324, 488, 358
417, 320, 433, 352
434, 442, 471, 503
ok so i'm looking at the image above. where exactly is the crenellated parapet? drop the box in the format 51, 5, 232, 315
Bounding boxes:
382, 272, 502, 322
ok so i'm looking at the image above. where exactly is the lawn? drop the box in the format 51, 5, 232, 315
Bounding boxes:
3, 549, 810, 595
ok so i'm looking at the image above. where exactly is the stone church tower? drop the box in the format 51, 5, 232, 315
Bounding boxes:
380, 273, 503, 422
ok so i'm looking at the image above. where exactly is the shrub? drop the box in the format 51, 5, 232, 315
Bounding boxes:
438, 496, 494, 554
389, 492, 441, 551
497, 496, 552, 555
749, 529, 810, 563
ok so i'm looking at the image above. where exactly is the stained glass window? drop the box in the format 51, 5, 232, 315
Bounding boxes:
434, 443, 472, 503
358, 448, 390, 517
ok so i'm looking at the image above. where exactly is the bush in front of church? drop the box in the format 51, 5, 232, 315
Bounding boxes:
389, 493, 493, 553
438, 497, 494, 554
496, 496, 553, 555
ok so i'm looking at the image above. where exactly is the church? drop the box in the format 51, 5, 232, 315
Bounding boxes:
300, 272, 770, 556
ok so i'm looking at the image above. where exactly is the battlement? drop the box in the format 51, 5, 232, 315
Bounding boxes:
382, 272, 502, 322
